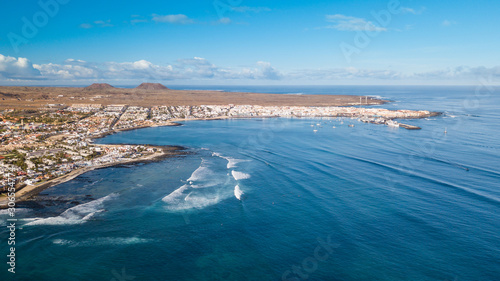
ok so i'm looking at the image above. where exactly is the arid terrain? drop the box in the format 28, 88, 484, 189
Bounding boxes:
0, 83, 386, 109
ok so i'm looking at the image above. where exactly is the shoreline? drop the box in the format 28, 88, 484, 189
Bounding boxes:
0, 111, 441, 208
0, 145, 186, 209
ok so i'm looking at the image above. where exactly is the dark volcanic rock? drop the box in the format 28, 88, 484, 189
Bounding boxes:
0, 91, 21, 99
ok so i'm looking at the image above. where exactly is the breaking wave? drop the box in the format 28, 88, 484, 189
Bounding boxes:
212, 152, 249, 169
163, 151, 251, 210
25, 193, 118, 226
0, 208, 32, 226
231, 171, 251, 180
234, 185, 244, 201
162, 155, 233, 211
52, 237, 153, 247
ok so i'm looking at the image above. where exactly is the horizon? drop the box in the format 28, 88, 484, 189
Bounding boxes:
1, 0, 500, 86
0, 83, 487, 88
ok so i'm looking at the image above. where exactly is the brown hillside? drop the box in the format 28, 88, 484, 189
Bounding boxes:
84, 83, 115, 90
136, 83, 169, 90
0, 86, 388, 110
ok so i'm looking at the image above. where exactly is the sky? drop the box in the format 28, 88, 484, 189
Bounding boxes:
0, 0, 499, 86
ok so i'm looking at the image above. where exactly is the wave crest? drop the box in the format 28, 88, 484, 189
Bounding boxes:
53, 237, 152, 247
25, 193, 118, 226
232, 171, 251, 180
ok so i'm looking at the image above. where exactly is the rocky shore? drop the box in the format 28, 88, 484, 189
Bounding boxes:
0, 145, 186, 208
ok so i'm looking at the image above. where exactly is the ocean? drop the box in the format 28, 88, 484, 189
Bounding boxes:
1, 86, 499, 281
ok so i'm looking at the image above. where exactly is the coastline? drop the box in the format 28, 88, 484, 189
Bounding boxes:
0, 109, 441, 207
0, 145, 186, 209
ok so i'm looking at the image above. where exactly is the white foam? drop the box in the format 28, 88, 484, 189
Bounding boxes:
187, 166, 211, 182
232, 171, 251, 180
162, 152, 251, 211
1, 209, 33, 226
227, 158, 249, 169
162, 185, 190, 206
234, 185, 244, 200
186, 157, 226, 187
53, 237, 152, 247
162, 184, 225, 211
368, 95, 387, 100
19, 218, 41, 222
25, 193, 118, 226
0, 208, 31, 216
163, 164, 230, 211
212, 152, 249, 169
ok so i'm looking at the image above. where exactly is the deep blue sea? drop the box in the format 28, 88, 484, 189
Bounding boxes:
1, 86, 499, 281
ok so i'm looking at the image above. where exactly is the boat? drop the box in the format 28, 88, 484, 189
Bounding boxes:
348, 124, 354, 127
313, 129, 318, 133
386, 120, 399, 128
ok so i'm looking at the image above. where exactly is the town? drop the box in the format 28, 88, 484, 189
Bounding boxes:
0, 103, 437, 201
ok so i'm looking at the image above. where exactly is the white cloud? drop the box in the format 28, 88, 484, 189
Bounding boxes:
2, 53, 500, 84
124, 14, 234, 26
152, 14, 194, 24
412, 66, 500, 80
131, 19, 148, 24
325, 14, 387, 32
0, 54, 41, 79
128, 15, 148, 24
401, 7, 426, 15
289, 67, 402, 81
65, 59, 87, 64
442, 20, 457, 26
231, 6, 271, 13
79, 23, 93, 29
34, 63, 98, 80
79, 20, 113, 29
94, 20, 113, 27
290, 66, 500, 82
4, 55, 281, 82
213, 17, 232, 25
256, 61, 282, 80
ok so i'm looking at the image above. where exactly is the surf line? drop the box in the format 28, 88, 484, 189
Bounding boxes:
214, 152, 251, 201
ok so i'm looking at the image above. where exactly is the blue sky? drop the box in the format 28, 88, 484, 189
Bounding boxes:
1, 0, 499, 85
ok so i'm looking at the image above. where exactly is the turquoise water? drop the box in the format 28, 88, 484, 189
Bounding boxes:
1, 86, 499, 280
